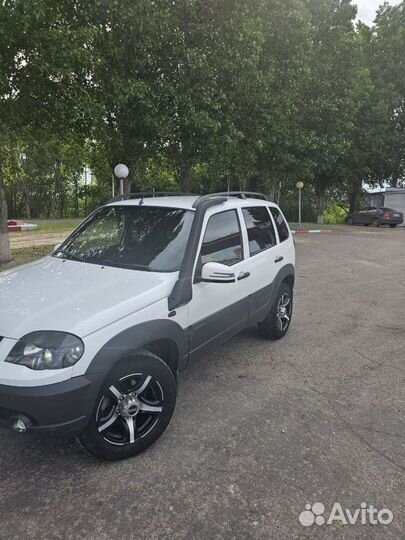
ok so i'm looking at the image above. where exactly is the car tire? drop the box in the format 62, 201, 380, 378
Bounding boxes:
389, 224, 397, 228
79, 350, 177, 461
372, 218, 380, 227
258, 282, 293, 340
347, 217, 353, 225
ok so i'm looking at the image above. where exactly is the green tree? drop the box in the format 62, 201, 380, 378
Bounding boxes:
0, 0, 95, 262
369, 1, 405, 186
299, 0, 362, 222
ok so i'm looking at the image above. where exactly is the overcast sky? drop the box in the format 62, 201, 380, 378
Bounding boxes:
354, 0, 402, 25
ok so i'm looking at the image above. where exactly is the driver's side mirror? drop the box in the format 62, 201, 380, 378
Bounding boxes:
201, 262, 236, 283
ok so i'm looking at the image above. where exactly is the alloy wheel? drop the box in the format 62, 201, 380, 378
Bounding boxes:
96, 373, 164, 445
276, 293, 292, 332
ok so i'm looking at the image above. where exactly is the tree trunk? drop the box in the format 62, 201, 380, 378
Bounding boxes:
51, 160, 62, 218
316, 189, 326, 224
349, 179, 363, 213
74, 177, 79, 217
179, 163, 192, 193
24, 198, 31, 219
123, 170, 133, 194
0, 159, 12, 264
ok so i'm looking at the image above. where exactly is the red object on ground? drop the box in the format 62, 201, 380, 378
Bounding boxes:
7, 220, 38, 232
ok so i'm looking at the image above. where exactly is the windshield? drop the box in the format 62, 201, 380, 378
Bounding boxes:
54, 205, 194, 272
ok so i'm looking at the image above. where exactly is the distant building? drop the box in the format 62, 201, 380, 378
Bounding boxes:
366, 188, 405, 226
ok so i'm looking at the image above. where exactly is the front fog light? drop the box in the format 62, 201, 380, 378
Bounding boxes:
12, 418, 27, 433
6, 331, 84, 370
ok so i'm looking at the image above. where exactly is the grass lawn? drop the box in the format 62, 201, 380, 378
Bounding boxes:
0, 245, 54, 271
29, 219, 82, 234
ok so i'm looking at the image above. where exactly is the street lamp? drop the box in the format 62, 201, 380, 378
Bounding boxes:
296, 181, 304, 230
114, 164, 129, 196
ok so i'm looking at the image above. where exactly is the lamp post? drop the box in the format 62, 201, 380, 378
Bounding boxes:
114, 164, 129, 196
296, 181, 304, 230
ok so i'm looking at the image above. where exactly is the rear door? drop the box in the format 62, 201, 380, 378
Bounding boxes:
237, 205, 281, 325
188, 208, 251, 361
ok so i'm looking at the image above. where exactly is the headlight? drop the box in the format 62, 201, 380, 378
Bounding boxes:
5, 332, 84, 370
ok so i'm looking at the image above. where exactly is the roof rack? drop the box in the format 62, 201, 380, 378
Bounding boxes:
107, 192, 197, 204
192, 191, 268, 208
106, 190, 268, 208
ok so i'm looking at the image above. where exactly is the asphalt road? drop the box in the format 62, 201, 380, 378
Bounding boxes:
0, 226, 404, 540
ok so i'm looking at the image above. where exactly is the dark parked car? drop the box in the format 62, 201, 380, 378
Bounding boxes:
346, 207, 403, 228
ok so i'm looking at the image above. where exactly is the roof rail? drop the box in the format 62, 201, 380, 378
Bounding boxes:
106, 190, 268, 208
192, 191, 268, 208
107, 192, 197, 204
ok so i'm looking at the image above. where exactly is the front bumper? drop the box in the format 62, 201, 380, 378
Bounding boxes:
0, 374, 102, 435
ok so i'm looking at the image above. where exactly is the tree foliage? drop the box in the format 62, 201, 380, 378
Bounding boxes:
1, 0, 405, 262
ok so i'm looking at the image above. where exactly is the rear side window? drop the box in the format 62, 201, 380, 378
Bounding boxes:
242, 207, 276, 256
269, 207, 289, 242
200, 210, 243, 266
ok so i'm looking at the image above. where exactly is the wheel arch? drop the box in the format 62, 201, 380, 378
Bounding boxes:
85, 320, 188, 380
281, 272, 295, 291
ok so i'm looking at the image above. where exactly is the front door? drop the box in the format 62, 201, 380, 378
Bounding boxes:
188, 209, 251, 361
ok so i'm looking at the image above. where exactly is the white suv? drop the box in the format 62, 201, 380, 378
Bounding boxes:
0, 192, 295, 460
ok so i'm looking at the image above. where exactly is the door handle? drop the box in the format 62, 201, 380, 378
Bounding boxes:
237, 271, 250, 281
274, 256, 284, 263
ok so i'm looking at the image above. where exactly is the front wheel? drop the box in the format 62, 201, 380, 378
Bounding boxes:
79, 350, 177, 460
389, 224, 397, 228
258, 282, 293, 340
347, 217, 353, 225
372, 218, 380, 227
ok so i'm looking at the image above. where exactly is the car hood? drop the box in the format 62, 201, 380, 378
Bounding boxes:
0, 257, 177, 339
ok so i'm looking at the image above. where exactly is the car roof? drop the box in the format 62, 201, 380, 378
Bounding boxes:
106, 195, 278, 211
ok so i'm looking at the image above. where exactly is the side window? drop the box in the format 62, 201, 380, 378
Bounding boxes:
269, 207, 289, 242
200, 210, 243, 266
242, 206, 277, 256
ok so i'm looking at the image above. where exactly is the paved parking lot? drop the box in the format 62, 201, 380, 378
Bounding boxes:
0, 227, 404, 540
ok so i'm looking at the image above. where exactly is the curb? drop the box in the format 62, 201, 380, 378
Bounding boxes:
7, 220, 38, 232
292, 229, 333, 234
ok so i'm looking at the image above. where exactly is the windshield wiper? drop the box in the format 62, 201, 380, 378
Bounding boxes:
55, 250, 86, 263
101, 259, 152, 271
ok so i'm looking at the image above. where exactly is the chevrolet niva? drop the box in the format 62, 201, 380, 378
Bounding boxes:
0, 192, 295, 460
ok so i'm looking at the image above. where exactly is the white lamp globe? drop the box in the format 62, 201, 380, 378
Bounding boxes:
114, 164, 129, 179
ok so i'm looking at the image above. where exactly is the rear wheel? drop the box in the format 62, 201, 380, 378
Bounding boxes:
347, 217, 353, 225
372, 218, 380, 227
389, 224, 397, 228
79, 350, 177, 460
258, 282, 293, 340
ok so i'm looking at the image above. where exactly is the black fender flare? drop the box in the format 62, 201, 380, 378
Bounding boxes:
269, 263, 295, 307
250, 263, 295, 325
85, 319, 188, 377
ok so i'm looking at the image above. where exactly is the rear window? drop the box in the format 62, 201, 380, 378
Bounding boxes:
242, 207, 276, 256
269, 207, 289, 242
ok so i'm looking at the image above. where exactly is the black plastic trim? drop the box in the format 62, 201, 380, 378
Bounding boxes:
168, 197, 227, 310
85, 319, 188, 375
193, 192, 268, 206
249, 264, 295, 325
0, 374, 102, 434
